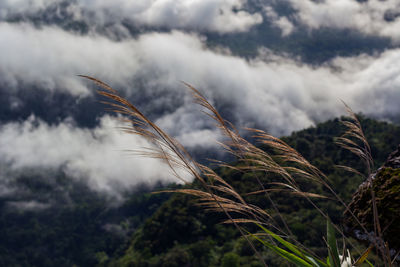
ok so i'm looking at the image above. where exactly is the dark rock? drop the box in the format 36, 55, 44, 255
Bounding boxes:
344, 145, 400, 252
385, 144, 400, 169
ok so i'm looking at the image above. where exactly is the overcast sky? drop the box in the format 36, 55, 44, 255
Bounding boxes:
0, 0, 399, 197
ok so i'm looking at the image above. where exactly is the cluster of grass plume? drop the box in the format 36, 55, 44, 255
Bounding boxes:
81, 75, 397, 266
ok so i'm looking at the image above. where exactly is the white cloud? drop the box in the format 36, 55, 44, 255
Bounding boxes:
0, 0, 262, 34
7, 200, 50, 211
138, 31, 400, 134
0, 182, 14, 197
130, 31, 400, 133
154, 105, 223, 148
1, 21, 400, 197
84, 0, 262, 33
264, 6, 294, 37
288, 0, 400, 42
330, 51, 400, 120
0, 0, 55, 16
0, 22, 139, 95
1, 22, 399, 140
0, 115, 190, 193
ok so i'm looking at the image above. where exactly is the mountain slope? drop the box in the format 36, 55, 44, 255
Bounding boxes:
111, 116, 400, 267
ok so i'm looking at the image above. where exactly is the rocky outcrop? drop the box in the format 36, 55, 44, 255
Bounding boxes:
344, 145, 400, 251
385, 145, 400, 169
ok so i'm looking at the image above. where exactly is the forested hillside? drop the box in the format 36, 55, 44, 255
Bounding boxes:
0, 116, 398, 266
109, 116, 400, 267
0, 177, 171, 266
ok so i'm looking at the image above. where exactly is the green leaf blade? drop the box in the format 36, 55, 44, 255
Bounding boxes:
327, 218, 341, 267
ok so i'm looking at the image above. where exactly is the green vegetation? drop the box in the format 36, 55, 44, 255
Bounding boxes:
105, 115, 399, 267
0, 173, 171, 267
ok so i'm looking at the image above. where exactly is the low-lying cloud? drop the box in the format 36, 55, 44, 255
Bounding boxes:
1, 16, 400, 198
0, 115, 187, 193
1, 22, 400, 137
263, 6, 294, 37
0, 22, 138, 95
0, 0, 54, 16
0, 0, 262, 34
7, 200, 51, 211
264, 0, 400, 42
